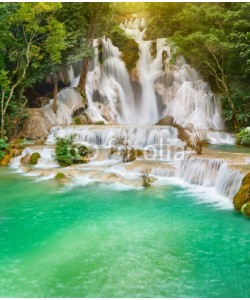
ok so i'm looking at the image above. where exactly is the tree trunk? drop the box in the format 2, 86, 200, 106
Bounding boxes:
78, 58, 89, 97
226, 93, 240, 131
1, 111, 4, 140
53, 76, 58, 114
77, 18, 97, 96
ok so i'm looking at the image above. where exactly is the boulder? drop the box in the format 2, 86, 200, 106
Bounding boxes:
20, 108, 50, 139
156, 115, 174, 126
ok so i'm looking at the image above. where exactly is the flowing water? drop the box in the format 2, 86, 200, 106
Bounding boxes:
0, 168, 249, 298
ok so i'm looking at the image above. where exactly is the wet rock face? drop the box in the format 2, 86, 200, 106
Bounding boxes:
92, 90, 107, 104
233, 172, 250, 216
72, 107, 85, 118
20, 108, 51, 139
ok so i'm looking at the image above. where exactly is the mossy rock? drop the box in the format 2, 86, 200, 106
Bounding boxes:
241, 202, 250, 217
28, 152, 41, 165
233, 172, 250, 212
55, 172, 67, 180
94, 121, 105, 125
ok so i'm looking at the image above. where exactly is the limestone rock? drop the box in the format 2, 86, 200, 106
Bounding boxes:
156, 115, 174, 126
131, 67, 140, 82
21, 108, 50, 139
185, 123, 194, 132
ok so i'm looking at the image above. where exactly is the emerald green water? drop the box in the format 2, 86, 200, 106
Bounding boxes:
0, 168, 249, 297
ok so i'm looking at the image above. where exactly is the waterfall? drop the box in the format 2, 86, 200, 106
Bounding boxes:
10, 147, 59, 169
176, 156, 244, 199
10, 17, 247, 210
215, 164, 244, 199
177, 156, 225, 187
120, 17, 225, 129
46, 125, 182, 148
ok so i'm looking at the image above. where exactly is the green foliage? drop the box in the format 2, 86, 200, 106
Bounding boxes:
55, 172, 67, 180
110, 26, 139, 70
55, 135, 79, 167
0, 2, 67, 139
74, 117, 81, 125
145, 3, 250, 130
28, 152, 41, 165
236, 128, 250, 146
55, 135, 92, 166
0, 138, 9, 160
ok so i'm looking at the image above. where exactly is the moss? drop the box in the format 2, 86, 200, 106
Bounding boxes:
55, 172, 67, 180
94, 121, 105, 125
74, 117, 81, 125
233, 172, 250, 215
28, 152, 41, 165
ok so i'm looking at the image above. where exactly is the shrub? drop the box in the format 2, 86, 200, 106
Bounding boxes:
141, 170, 151, 188
236, 127, 250, 146
55, 135, 92, 167
185, 132, 207, 155
55, 172, 67, 180
111, 133, 137, 163
0, 138, 9, 160
55, 135, 79, 167
74, 117, 81, 125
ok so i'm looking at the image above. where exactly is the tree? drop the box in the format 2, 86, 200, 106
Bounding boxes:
171, 3, 250, 130
0, 3, 66, 139
77, 3, 110, 97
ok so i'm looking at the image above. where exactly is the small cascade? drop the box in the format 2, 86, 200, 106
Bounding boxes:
151, 166, 176, 178
47, 125, 182, 148
10, 147, 59, 169
215, 164, 244, 199
205, 131, 236, 145
176, 155, 244, 199
177, 156, 225, 187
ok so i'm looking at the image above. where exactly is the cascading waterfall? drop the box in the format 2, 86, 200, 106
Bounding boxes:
177, 156, 225, 187
120, 17, 225, 129
47, 125, 182, 148
11, 147, 59, 169
215, 164, 245, 199
10, 16, 248, 209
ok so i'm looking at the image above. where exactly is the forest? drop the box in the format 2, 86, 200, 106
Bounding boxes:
0, 2, 249, 144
